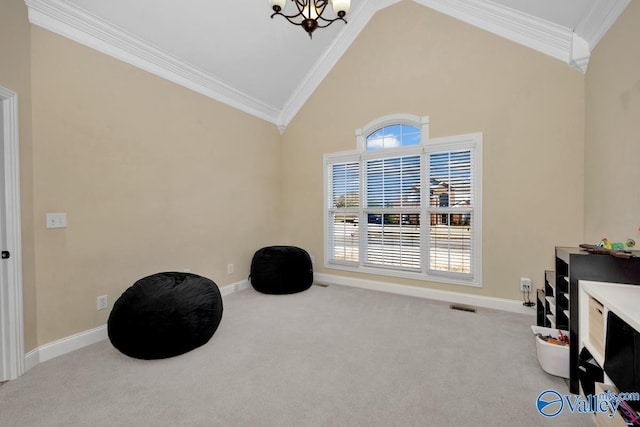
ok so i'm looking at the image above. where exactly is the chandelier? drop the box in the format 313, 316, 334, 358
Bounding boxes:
269, 0, 351, 38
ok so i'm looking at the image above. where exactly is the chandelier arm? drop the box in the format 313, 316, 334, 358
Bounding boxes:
314, 17, 347, 29
292, 0, 309, 8
271, 10, 307, 22
315, 14, 347, 25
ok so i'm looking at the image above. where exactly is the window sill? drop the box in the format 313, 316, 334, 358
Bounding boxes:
325, 261, 482, 288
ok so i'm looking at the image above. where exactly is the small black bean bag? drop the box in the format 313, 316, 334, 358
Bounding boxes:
108, 272, 223, 360
250, 246, 313, 294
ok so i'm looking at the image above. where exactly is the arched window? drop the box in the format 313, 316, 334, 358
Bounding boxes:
325, 114, 482, 287
365, 124, 421, 151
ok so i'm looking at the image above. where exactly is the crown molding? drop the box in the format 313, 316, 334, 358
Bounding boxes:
24, 0, 281, 125
414, 0, 575, 64
412, 0, 630, 75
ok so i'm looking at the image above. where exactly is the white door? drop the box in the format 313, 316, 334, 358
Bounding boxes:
0, 86, 24, 381
0, 98, 5, 379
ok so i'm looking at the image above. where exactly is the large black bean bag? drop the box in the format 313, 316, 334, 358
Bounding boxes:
250, 246, 313, 294
108, 272, 223, 360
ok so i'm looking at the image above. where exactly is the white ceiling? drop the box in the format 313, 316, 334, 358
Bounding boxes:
24, 0, 630, 131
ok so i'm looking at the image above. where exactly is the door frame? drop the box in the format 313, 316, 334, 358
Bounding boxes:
0, 86, 24, 381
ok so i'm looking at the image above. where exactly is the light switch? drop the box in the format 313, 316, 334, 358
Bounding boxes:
46, 213, 67, 229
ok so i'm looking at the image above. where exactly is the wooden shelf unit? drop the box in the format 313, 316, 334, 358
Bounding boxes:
543, 247, 640, 394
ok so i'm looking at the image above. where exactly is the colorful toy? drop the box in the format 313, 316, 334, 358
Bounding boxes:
598, 238, 612, 249
597, 238, 635, 251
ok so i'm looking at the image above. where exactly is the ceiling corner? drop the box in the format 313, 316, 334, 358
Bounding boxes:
569, 33, 589, 74
574, 0, 630, 50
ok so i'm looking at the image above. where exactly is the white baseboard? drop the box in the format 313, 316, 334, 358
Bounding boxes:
314, 273, 536, 315
219, 279, 251, 296
23, 279, 251, 373
24, 324, 108, 371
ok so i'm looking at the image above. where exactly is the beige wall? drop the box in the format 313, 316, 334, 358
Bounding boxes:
280, 1, 586, 300
0, 0, 37, 351
585, 1, 640, 245
30, 28, 281, 344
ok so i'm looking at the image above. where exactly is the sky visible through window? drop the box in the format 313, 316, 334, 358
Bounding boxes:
366, 124, 420, 150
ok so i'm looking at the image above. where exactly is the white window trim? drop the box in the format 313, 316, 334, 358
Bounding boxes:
324, 115, 482, 288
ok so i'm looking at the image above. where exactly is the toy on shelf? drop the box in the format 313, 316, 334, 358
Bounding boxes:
579, 237, 636, 259
598, 237, 635, 251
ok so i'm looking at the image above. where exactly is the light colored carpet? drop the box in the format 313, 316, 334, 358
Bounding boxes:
0, 284, 589, 426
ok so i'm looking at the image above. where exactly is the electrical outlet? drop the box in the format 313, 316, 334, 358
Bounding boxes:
97, 295, 108, 311
46, 212, 67, 229
227, 264, 234, 274
520, 277, 532, 292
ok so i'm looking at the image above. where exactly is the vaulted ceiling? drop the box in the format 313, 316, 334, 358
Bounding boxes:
24, 0, 630, 131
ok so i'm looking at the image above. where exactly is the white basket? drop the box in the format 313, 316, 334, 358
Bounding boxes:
531, 325, 570, 378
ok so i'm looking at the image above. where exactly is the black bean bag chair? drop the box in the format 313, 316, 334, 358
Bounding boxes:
108, 272, 223, 360
250, 246, 313, 294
